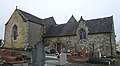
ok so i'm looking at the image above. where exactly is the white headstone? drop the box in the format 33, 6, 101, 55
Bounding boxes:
44, 64, 56, 66
59, 53, 68, 65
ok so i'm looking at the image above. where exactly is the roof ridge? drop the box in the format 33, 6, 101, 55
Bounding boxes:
43, 16, 54, 19
17, 9, 28, 20
86, 16, 113, 21
55, 23, 66, 26
17, 9, 42, 20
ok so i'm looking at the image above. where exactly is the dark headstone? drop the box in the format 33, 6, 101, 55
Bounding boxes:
50, 49, 56, 54
29, 41, 45, 66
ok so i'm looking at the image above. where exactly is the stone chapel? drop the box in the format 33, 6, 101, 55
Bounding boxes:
4, 9, 116, 56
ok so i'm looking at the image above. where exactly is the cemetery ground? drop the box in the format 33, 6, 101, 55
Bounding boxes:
1, 60, 120, 66
0, 41, 120, 66
1, 57, 120, 66
0, 50, 120, 66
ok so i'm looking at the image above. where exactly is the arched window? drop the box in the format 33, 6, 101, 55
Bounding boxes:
79, 29, 86, 39
12, 25, 18, 40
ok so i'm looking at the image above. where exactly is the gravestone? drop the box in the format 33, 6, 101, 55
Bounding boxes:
45, 52, 68, 66
94, 51, 99, 58
35, 41, 45, 66
29, 41, 45, 66
93, 50, 101, 59
59, 53, 68, 65
50, 49, 56, 54
31, 49, 35, 66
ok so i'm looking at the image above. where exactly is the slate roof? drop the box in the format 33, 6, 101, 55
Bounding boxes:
16, 9, 113, 37
18, 9, 43, 25
86, 16, 113, 34
45, 16, 78, 37
17, 9, 56, 26
42, 17, 57, 35
67, 15, 77, 23
42, 17, 56, 26
45, 16, 113, 37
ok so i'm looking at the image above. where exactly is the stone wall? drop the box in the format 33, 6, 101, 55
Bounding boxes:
44, 35, 91, 53
111, 23, 116, 55
4, 10, 44, 49
27, 22, 44, 48
4, 10, 27, 49
44, 32, 115, 56
88, 33, 112, 56
44, 36, 78, 52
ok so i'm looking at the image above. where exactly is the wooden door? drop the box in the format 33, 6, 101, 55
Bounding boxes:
56, 43, 61, 54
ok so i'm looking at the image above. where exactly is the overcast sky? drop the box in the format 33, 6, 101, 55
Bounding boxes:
0, 0, 120, 42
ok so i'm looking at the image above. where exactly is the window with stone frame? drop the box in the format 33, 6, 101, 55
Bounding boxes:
12, 25, 18, 40
79, 29, 86, 39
